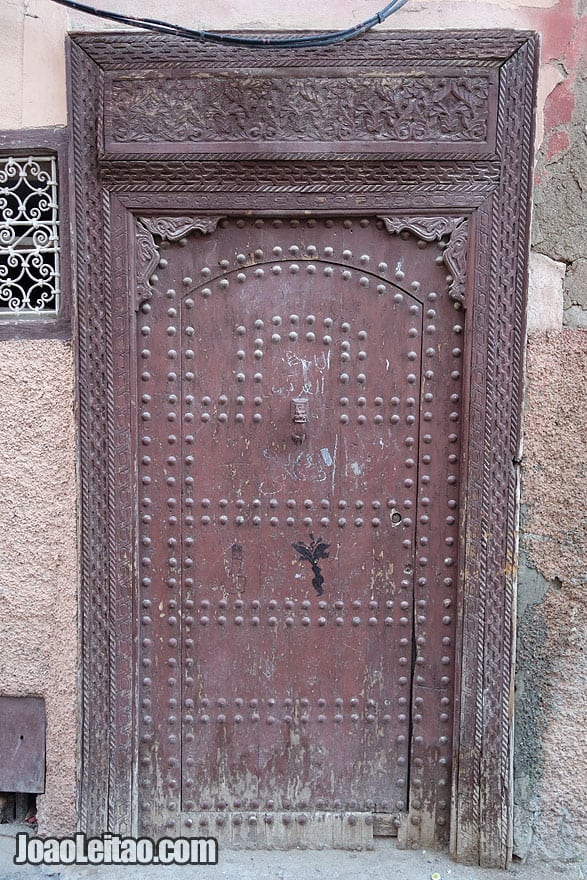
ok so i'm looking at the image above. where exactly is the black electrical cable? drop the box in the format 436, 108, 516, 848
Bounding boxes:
47, 0, 410, 47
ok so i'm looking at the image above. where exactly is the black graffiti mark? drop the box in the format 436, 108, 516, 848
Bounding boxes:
291, 534, 330, 597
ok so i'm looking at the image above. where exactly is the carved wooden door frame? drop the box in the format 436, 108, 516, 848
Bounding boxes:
68, 30, 538, 867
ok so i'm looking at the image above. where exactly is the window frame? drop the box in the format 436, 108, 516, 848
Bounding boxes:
0, 127, 71, 340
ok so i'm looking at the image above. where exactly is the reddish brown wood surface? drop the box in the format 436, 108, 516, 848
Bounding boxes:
134, 217, 461, 840
69, 30, 538, 865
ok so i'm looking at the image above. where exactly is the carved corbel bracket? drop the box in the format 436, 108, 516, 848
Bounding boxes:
135, 216, 225, 308
378, 215, 469, 305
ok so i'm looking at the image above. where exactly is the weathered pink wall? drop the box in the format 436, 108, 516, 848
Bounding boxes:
516, 331, 587, 863
0, 341, 77, 835
0, 0, 585, 866
513, 0, 586, 866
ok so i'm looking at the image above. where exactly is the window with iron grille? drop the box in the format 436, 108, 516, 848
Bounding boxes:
0, 128, 70, 340
1, 155, 60, 315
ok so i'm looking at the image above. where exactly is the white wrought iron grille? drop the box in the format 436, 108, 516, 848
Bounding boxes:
0, 155, 60, 316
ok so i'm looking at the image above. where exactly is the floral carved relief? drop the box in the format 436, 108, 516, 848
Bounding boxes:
135, 216, 223, 307
108, 75, 490, 145
380, 215, 469, 303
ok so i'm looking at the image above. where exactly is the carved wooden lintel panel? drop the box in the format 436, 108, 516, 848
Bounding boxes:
105, 71, 495, 156
74, 29, 534, 69
100, 159, 501, 192
69, 29, 538, 870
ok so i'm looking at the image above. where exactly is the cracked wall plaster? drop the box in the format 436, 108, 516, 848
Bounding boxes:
527, 252, 565, 331
531, 1, 586, 329
515, 330, 587, 864
514, 557, 553, 862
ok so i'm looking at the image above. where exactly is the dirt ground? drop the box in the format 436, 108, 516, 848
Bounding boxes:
0, 824, 584, 880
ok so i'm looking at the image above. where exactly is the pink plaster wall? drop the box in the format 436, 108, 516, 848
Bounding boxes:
523, 332, 586, 589
0, 0, 67, 128
0, 341, 77, 835
519, 330, 587, 863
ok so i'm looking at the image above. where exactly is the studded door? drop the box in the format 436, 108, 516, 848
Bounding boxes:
136, 216, 461, 845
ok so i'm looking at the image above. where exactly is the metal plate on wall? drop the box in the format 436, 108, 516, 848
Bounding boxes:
0, 696, 46, 793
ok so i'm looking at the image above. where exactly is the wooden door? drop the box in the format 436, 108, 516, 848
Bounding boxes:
72, 30, 538, 865
136, 215, 461, 846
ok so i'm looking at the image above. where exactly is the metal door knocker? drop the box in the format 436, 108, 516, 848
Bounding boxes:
291, 396, 309, 442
